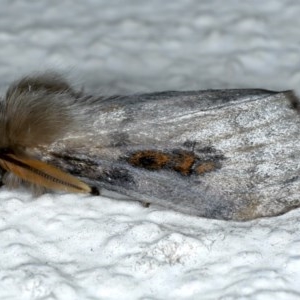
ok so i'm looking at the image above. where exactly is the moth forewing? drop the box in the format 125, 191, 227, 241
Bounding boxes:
1, 73, 300, 221
40, 89, 300, 221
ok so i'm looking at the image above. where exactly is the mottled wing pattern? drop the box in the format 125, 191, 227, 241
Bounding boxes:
40, 89, 300, 220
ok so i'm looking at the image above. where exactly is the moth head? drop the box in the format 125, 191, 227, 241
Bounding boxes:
2, 72, 80, 150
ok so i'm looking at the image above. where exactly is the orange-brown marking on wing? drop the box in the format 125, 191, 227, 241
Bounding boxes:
195, 161, 217, 174
172, 151, 196, 175
0, 153, 92, 194
128, 149, 223, 176
128, 150, 170, 170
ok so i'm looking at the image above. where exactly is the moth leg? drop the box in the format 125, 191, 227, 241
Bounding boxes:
0, 168, 5, 188
286, 90, 300, 112
2, 172, 43, 195
2, 172, 22, 189
90, 186, 100, 196
27, 182, 49, 196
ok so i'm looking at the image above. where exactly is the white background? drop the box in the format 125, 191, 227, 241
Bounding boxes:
0, 1, 300, 299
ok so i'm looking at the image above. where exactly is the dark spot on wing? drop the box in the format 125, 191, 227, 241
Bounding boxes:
48, 152, 136, 189
50, 153, 96, 176
109, 132, 130, 147
283, 175, 299, 184
182, 141, 220, 155
183, 140, 196, 150
99, 167, 135, 187
196, 146, 217, 154
128, 150, 170, 170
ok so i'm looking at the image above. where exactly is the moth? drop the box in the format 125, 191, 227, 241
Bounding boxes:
0, 72, 300, 221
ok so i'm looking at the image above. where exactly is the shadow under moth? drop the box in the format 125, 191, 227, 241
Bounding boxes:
0, 72, 299, 221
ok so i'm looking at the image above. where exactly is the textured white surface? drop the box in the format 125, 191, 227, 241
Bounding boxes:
0, 1, 300, 299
